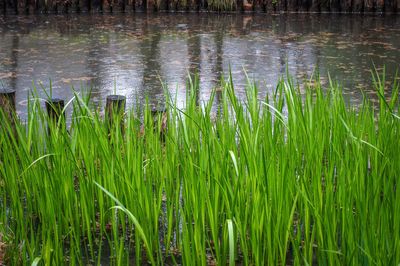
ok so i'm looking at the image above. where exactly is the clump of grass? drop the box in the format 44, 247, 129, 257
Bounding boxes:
207, 0, 236, 11
0, 71, 399, 265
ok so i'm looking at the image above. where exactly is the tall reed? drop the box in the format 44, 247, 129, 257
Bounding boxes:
0, 71, 399, 265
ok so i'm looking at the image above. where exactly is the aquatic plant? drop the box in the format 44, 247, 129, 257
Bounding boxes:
207, 0, 236, 11
0, 71, 399, 265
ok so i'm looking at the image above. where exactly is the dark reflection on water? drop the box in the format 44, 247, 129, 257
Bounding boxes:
0, 13, 399, 118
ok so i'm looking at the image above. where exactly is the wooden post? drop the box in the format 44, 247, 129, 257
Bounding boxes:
0, 90, 16, 118
151, 107, 167, 141
106, 95, 126, 136
151, 107, 166, 117
45, 98, 65, 133
0, 90, 17, 138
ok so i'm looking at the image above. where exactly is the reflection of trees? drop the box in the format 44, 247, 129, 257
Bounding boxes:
86, 16, 106, 103
10, 34, 19, 92
1, 14, 396, 114
212, 28, 224, 107
187, 29, 201, 77
213, 31, 223, 83
187, 26, 201, 104
87, 39, 103, 101
272, 16, 289, 74
140, 16, 162, 104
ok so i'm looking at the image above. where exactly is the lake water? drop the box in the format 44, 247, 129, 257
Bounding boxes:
0, 13, 399, 118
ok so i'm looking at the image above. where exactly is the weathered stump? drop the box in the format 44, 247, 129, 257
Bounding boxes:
0, 90, 16, 118
46, 98, 65, 134
0, 90, 17, 139
151, 107, 167, 141
106, 95, 126, 137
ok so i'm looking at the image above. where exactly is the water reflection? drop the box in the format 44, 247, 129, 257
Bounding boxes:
10, 34, 19, 93
141, 17, 162, 103
0, 13, 399, 118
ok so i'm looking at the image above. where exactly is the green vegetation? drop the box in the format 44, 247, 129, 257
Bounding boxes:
207, 0, 236, 12
0, 72, 399, 265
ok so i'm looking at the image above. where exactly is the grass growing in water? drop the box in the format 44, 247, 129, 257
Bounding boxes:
0, 72, 399, 265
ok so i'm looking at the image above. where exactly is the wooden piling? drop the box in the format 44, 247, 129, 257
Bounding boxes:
45, 98, 65, 132
151, 107, 167, 140
106, 95, 126, 136
0, 90, 16, 118
151, 106, 166, 117
0, 90, 17, 138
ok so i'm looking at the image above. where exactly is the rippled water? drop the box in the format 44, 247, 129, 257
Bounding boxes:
0, 13, 399, 117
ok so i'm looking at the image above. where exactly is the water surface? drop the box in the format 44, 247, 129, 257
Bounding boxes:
0, 13, 399, 117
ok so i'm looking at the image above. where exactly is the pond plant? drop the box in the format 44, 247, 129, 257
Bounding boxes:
0, 71, 399, 265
